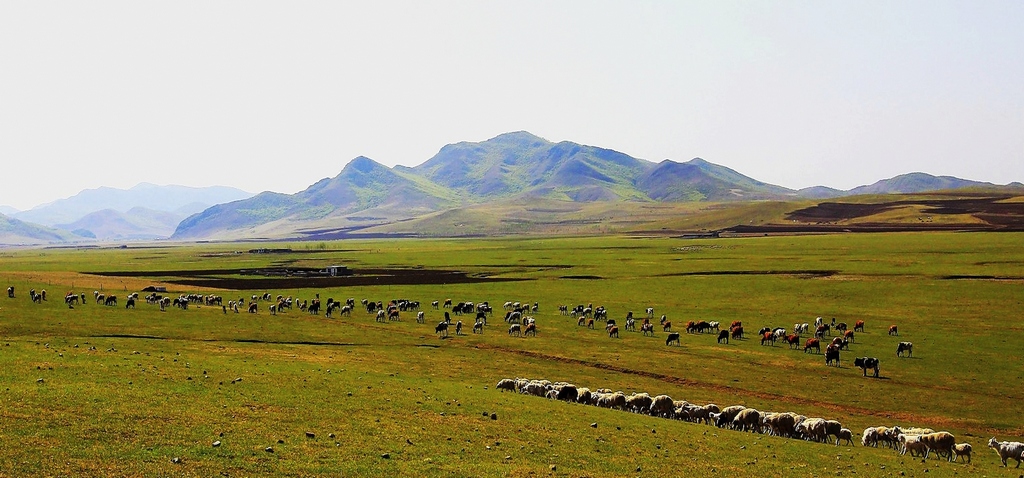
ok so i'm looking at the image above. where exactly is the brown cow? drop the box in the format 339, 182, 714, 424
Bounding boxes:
804, 338, 821, 354
888, 325, 898, 336
843, 330, 855, 342
608, 326, 619, 338
854, 320, 865, 332
731, 326, 744, 339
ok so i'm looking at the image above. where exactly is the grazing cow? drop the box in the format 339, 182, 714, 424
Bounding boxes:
804, 338, 821, 354
888, 325, 898, 336
473, 320, 483, 334
815, 324, 830, 338
646, 307, 654, 318
125, 298, 135, 309
843, 330, 855, 342
784, 334, 801, 349
835, 322, 847, 333
431, 300, 439, 309
508, 324, 521, 337
758, 327, 771, 337
435, 321, 449, 337
6, 286, 13, 298
853, 357, 879, 377
717, 329, 729, 344
897, 341, 913, 357
104, 295, 117, 307
662, 321, 672, 332
624, 317, 636, 331
269, 304, 277, 316
587, 318, 595, 329
730, 320, 742, 329
641, 323, 654, 336
248, 303, 258, 313
760, 331, 775, 346
854, 320, 865, 332
730, 326, 744, 340
666, 332, 680, 346
416, 311, 425, 323
825, 345, 840, 367
577, 316, 586, 326
608, 326, 619, 338
524, 323, 536, 337
455, 321, 464, 336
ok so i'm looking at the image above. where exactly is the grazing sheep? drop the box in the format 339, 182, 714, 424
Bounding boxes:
837, 428, 855, 446
862, 427, 881, 447
952, 443, 972, 463
496, 379, 516, 392
556, 384, 578, 402
733, 408, 762, 433
921, 431, 956, 461
714, 405, 747, 429
649, 395, 675, 418
626, 393, 653, 414
824, 420, 844, 445
988, 437, 1024, 468
800, 418, 829, 443
597, 391, 627, 410
900, 434, 927, 457
763, 412, 798, 438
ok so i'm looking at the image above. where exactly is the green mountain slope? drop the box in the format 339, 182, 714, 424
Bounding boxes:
0, 214, 82, 245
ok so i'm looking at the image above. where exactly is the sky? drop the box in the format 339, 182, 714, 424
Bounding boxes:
1, 1, 1022, 211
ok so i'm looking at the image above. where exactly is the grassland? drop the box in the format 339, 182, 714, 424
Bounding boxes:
1, 232, 1022, 477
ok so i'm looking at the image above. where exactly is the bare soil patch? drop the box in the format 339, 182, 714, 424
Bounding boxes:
85, 267, 529, 290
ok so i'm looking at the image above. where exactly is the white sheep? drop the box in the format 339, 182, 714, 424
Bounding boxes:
988, 437, 1024, 468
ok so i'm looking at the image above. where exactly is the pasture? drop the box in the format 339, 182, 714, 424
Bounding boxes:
0, 232, 1022, 477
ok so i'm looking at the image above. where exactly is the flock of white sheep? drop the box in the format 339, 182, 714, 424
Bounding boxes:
496, 377, 1024, 468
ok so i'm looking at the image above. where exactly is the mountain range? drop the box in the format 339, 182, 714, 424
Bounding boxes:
14, 183, 252, 227
171, 131, 1021, 240
0, 131, 1019, 245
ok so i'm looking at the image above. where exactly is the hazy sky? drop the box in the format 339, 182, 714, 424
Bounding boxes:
1, 1, 1021, 210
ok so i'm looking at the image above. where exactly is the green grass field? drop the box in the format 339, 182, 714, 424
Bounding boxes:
1, 232, 1022, 476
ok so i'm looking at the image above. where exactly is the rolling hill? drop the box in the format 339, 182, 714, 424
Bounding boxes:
0, 213, 81, 245
54, 207, 185, 241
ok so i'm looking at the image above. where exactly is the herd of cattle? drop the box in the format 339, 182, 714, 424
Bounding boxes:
563, 302, 917, 379
497, 377, 1024, 467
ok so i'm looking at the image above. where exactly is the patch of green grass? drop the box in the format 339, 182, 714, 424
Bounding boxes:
0, 233, 1021, 475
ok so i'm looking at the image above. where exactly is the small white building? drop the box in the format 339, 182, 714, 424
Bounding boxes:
325, 265, 349, 277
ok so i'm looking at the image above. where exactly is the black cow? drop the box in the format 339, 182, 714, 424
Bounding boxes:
717, 329, 729, 344
853, 357, 879, 377
666, 332, 681, 346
